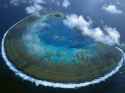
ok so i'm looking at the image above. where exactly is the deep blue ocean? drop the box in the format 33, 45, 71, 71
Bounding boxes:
0, 0, 125, 93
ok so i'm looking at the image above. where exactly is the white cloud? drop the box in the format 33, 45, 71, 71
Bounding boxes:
63, 14, 120, 46
10, 0, 46, 14
10, 0, 71, 14
103, 4, 123, 14
105, 27, 120, 45
63, 14, 90, 28
25, 4, 43, 14
62, 0, 71, 8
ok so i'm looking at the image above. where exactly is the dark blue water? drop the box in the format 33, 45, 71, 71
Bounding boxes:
0, 0, 125, 93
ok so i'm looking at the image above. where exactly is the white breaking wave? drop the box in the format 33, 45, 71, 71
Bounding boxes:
1, 16, 125, 89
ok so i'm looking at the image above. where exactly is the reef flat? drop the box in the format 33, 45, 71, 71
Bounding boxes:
3, 12, 122, 83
